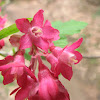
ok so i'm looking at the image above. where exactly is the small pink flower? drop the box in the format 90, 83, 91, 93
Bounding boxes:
9, 34, 21, 47
0, 13, 7, 49
15, 9, 59, 52
0, 39, 5, 49
47, 38, 83, 80
0, 51, 36, 85
38, 57, 70, 100
10, 74, 38, 100
0, 15, 7, 30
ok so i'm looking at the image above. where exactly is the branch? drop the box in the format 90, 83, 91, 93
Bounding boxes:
83, 55, 100, 59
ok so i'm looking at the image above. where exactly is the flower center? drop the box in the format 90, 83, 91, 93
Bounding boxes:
31, 27, 43, 37
60, 51, 78, 66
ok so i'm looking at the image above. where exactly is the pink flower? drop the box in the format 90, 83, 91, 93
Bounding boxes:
38, 57, 70, 100
9, 34, 21, 47
0, 55, 14, 66
0, 13, 7, 49
0, 51, 36, 85
10, 74, 38, 100
0, 39, 5, 49
47, 38, 83, 80
15, 9, 59, 52
0, 15, 7, 30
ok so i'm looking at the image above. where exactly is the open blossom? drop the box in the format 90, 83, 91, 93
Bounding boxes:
15, 9, 60, 52
0, 51, 36, 85
46, 38, 83, 80
38, 57, 70, 100
10, 74, 38, 100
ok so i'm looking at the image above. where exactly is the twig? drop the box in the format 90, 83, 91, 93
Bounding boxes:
83, 56, 100, 59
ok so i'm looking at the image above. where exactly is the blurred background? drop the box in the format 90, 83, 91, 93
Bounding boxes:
0, 0, 100, 100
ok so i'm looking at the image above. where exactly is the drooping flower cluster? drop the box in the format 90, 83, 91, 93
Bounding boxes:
0, 9, 83, 100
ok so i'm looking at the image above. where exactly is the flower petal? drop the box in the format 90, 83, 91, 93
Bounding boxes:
38, 69, 58, 100
50, 46, 63, 58
19, 34, 32, 50
55, 62, 73, 80
15, 18, 30, 33
0, 63, 14, 71
0, 15, 7, 30
54, 63, 61, 77
0, 39, 5, 49
73, 51, 82, 64
60, 63, 73, 80
42, 26, 60, 41
9, 35, 21, 47
44, 20, 51, 26
15, 87, 29, 100
17, 73, 27, 87
39, 77, 58, 100
46, 53, 58, 72
33, 37, 49, 52
10, 87, 20, 95
56, 80, 70, 100
31, 9, 44, 27
0, 55, 14, 66
64, 38, 83, 51
2, 68, 14, 85
24, 67, 37, 81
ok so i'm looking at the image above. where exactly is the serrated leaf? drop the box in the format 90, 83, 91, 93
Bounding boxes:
53, 39, 68, 48
52, 20, 88, 35
52, 20, 87, 48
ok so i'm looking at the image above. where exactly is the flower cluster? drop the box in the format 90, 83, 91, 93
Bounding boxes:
0, 9, 83, 100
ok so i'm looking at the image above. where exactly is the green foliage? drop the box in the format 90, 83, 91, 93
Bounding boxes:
53, 39, 68, 48
0, 1, 5, 6
0, 74, 3, 83
0, 24, 19, 39
24, 48, 31, 61
52, 20, 88, 35
52, 20, 88, 47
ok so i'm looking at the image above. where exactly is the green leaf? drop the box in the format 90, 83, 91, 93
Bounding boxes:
0, 18, 33, 40
52, 20, 88, 35
52, 20, 87, 48
0, 74, 3, 83
53, 38, 68, 48
0, 24, 19, 39
24, 48, 31, 61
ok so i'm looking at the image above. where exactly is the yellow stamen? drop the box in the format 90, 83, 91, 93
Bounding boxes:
72, 59, 78, 63
35, 29, 41, 33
